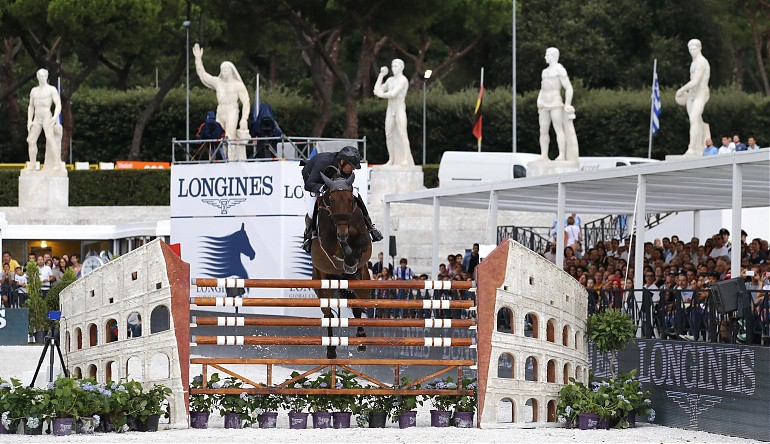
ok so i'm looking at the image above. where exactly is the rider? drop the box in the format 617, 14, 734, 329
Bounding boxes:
301, 146, 383, 253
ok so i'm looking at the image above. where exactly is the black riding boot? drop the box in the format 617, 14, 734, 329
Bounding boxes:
355, 195, 384, 242
302, 200, 319, 253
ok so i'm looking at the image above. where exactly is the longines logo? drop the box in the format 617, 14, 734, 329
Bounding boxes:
177, 176, 273, 198
202, 198, 246, 214
666, 391, 722, 428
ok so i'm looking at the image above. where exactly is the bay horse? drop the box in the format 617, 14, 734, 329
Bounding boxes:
310, 169, 372, 359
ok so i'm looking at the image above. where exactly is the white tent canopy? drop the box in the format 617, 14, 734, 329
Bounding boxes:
382, 150, 770, 288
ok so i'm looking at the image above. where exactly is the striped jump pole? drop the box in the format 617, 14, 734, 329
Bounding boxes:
191, 335, 474, 347
193, 277, 475, 291
191, 297, 475, 310
191, 315, 475, 329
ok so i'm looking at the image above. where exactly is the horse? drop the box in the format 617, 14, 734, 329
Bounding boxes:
310, 170, 372, 359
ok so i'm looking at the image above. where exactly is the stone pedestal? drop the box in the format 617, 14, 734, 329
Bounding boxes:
526, 159, 580, 177
369, 165, 424, 204
19, 165, 69, 208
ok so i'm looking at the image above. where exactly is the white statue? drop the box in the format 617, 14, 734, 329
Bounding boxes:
373, 59, 415, 167
26, 68, 63, 171
676, 39, 710, 157
537, 47, 578, 162
192, 43, 250, 139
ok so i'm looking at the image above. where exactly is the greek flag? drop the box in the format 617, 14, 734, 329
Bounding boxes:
651, 69, 661, 135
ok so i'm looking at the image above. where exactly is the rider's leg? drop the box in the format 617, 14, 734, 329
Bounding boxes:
354, 194, 384, 242
302, 195, 319, 253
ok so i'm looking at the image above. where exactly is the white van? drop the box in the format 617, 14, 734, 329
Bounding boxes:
579, 156, 659, 172
438, 151, 540, 188
438, 152, 660, 187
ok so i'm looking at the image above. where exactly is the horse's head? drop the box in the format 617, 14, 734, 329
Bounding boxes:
237, 222, 256, 260
321, 172, 356, 244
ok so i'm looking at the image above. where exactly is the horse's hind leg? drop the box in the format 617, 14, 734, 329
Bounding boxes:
351, 289, 367, 353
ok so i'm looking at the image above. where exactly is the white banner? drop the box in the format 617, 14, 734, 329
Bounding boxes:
170, 160, 369, 316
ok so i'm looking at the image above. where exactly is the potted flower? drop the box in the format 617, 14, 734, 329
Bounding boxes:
307, 373, 334, 429
48, 377, 81, 435
283, 372, 310, 429
576, 388, 601, 430
217, 377, 248, 429
249, 391, 281, 429
329, 370, 362, 428
135, 384, 171, 432
557, 378, 584, 428
74, 379, 107, 434
0, 378, 23, 434
425, 376, 457, 427
452, 376, 477, 428
101, 381, 131, 433
356, 390, 394, 428
189, 373, 220, 429
122, 380, 147, 431
392, 377, 423, 429
613, 370, 651, 428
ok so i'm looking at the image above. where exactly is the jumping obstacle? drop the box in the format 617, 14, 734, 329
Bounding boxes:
188, 276, 478, 404
60, 238, 588, 429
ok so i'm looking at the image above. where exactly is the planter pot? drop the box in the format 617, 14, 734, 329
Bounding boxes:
564, 415, 575, 429
76, 418, 96, 434
143, 414, 160, 432
578, 412, 599, 430
288, 412, 308, 429
454, 411, 475, 428
53, 417, 74, 436
430, 410, 451, 427
33, 330, 47, 343
258, 412, 278, 429
190, 411, 210, 429
332, 412, 352, 428
23, 419, 43, 435
625, 412, 636, 428
126, 415, 142, 431
0, 422, 9, 434
312, 411, 332, 429
397, 411, 417, 429
224, 412, 242, 429
597, 417, 613, 430
96, 414, 113, 432
368, 410, 387, 428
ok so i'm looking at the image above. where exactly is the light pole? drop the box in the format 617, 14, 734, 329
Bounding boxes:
422, 69, 432, 165
183, 20, 191, 157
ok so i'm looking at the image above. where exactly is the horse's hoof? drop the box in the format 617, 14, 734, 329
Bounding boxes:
358, 345, 367, 353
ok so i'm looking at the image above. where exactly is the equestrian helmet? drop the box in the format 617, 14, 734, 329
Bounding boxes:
337, 146, 362, 169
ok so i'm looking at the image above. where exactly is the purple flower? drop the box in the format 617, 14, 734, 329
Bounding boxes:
319, 382, 328, 388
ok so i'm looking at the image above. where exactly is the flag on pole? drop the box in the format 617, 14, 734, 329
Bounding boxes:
651, 68, 661, 135
472, 68, 484, 150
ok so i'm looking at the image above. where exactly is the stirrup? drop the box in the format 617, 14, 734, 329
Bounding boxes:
370, 227, 383, 242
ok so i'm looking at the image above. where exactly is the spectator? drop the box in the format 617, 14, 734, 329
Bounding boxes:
564, 216, 581, 250
70, 254, 82, 277
127, 312, 142, 337
13, 267, 27, 308
371, 252, 392, 278
37, 256, 54, 297
702, 138, 718, 155
2, 251, 20, 275
746, 137, 760, 151
371, 267, 394, 318
718, 136, 734, 154
393, 258, 414, 318
24, 253, 36, 272
463, 243, 480, 275
446, 255, 460, 277
733, 135, 747, 152
543, 243, 556, 263
0, 263, 15, 308
709, 235, 730, 259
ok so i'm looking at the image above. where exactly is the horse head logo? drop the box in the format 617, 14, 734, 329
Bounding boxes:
199, 222, 255, 278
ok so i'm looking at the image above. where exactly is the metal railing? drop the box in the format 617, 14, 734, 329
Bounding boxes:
497, 226, 551, 255
171, 136, 367, 164
582, 213, 675, 248
590, 288, 769, 346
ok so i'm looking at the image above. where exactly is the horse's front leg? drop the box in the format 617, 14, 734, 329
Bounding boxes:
322, 306, 337, 359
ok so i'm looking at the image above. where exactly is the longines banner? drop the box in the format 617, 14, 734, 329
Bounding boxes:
590, 339, 769, 441
0, 308, 30, 345
171, 161, 369, 317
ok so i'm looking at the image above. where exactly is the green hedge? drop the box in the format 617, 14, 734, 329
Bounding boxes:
0, 170, 170, 207
2, 85, 768, 165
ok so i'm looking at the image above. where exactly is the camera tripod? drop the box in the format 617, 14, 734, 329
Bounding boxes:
30, 328, 69, 387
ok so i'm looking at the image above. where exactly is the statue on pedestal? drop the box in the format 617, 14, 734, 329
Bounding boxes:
26, 68, 63, 171
192, 43, 250, 140
676, 39, 711, 157
536, 48, 578, 162
373, 59, 415, 167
